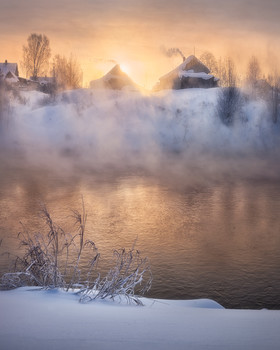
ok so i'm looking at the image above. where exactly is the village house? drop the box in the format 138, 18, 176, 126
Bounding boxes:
0, 60, 53, 91
90, 64, 140, 91
35, 76, 56, 93
0, 60, 19, 83
154, 55, 219, 91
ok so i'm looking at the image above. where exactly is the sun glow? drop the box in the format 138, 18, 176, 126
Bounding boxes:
120, 63, 130, 75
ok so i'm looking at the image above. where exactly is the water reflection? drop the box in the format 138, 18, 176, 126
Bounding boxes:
1, 165, 280, 309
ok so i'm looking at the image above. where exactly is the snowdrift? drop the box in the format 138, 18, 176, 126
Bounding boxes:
1, 287, 280, 350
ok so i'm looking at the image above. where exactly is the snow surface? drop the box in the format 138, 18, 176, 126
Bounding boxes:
179, 71, 214, 80
1, 85, 280, 350
1, 287, 280, 350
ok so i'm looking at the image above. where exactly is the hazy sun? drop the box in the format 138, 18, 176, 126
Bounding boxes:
120, 63, 130, 75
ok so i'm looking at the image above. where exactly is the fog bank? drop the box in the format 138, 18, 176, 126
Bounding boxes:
1, 88, 280, 185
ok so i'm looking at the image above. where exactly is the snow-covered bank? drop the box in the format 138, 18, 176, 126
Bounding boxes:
1, 288, 280, 350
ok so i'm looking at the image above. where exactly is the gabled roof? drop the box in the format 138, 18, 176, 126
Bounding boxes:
5, 71, 19, 83
0, 62, 19, 78
159, 55, 210, 81
90, 64, 139, 91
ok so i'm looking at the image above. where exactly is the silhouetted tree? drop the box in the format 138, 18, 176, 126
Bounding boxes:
216, 58, 242, 125
267, 72, 280, 123
199, 51, 218, 76
218, 57, 237, 87
246, 56, 261, 87
22, 33, 51, 79
217, 86, 241, 126
53, 54, 83, 90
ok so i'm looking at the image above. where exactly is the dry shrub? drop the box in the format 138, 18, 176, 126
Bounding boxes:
0, 203, 152, 305
79, 248, 152, 305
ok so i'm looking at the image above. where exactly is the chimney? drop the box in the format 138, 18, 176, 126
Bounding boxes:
182, 56, 186, 62
5, 59, 7, 65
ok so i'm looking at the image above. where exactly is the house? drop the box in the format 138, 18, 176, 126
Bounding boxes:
35, 76, 56, 93
17, 77, 40, 91
0, 60, 19, 83
0, 60, 45, 91
154, 55, 219, 91
90, 64, 140, 91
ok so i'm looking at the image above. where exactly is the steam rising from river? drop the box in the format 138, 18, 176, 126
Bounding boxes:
1, 88, 280, 185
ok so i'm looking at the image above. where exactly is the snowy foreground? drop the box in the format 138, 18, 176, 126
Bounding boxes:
1, 288, 280, 350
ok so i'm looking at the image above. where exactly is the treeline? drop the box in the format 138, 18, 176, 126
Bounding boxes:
199, 51, 279, 89
199, 51, 280, 124
21, 33, 83, 91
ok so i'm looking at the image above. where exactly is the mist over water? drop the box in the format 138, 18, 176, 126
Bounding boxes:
1, 88, 280, 185
1, 88, 280, 309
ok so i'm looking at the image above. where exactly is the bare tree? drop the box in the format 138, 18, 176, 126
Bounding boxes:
246, 56, 261, 88
22, 33, 51, 79
216, 86, 241, 126
267, 72, 280, 123
53, 54, 83, 90
216, 58, 242, 125
218, 57, 237, 87
199, 51, 218, 76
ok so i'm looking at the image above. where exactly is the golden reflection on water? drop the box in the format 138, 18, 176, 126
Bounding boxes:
1, 167, 280, 308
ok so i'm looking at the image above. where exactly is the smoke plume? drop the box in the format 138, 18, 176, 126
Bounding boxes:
161, 46, 186, 61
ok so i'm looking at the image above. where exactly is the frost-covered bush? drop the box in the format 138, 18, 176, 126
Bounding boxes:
79, 248, 152, 305
0, 204, 152, 305
0, 205, 98, 289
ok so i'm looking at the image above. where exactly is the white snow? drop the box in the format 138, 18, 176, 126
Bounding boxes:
159, 55, 210, 82
159, 55, 197, 81
1, 82, 280, 350
179, 71, 214, 80
1, 287, 280, 350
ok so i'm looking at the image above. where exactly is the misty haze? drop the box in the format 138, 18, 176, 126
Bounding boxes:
1, 1, 280, 349
1, 84, 280, 310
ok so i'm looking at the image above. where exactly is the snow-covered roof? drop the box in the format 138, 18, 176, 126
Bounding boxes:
90, 64, 139, 91
179, 71, 214, 80
5, 71, 19, 83
102, 65, 133, 83
160, 55, 210, 81
0, 62, 18, 78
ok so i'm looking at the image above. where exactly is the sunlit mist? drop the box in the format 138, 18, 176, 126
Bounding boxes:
0, 0, 280, 88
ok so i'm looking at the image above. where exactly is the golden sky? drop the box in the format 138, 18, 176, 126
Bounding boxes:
1, 0, 280, 88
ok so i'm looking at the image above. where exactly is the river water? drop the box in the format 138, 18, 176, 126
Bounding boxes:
1, 162, 280, 309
